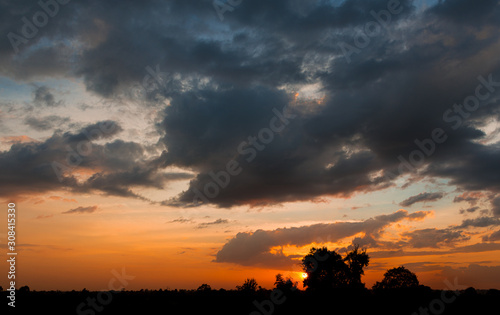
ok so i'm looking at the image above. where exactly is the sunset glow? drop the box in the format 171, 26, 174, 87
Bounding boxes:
1, 0, 500, 299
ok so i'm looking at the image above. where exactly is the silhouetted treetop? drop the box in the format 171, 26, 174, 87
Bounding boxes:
19, 285, 30, 292
197, 284, 212, 292
344, 245, 370, 288
236, 278, 258, 292
372, 266, 419, 290
274, 273, 298, 291
301, 245, 369, 291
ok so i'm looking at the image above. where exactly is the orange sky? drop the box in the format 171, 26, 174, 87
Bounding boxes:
1, 190, 499, 291
1, 0, 500, 292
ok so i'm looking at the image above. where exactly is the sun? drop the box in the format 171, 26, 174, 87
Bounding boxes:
301, 273, 308, 279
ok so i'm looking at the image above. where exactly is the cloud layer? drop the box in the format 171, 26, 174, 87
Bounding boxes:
0, 0, 499, 209
214, 210, 432, 268
0, 120, 192, 200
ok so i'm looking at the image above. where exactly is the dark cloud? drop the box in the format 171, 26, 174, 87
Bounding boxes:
0, 0, 499, 208
24, 115, 70, 131
492, 196, 500, 217
196, 218, 230, 229
482, 229, 500, 242
450, 242, 500, 254
167, 217, 194, 224
401, 228, 470, 248
453, 192, 487, 205
62, 205, 98, 214
400, 192, 444, 207
0, 120, 192, 199
458, 216, 500, 228
159, 0, 500, 207
33, 86, 62, 107
65, 120, 123, 142
407, 211, 433, 221
428, 0, 500, 25
214, 210, 432, 267
459, 206, 480, 214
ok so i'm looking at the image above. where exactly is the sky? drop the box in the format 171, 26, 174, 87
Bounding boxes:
1, 0, 500, 291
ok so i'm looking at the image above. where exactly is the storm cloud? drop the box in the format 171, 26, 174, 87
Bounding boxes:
0, 120, 192, 199
0, 0, 499, 208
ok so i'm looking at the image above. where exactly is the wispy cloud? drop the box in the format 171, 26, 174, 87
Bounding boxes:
167, 217, 194, 224
62, 206, 98, 214
33, 86, 63, 107
49, 196, 77, 203
36, 214, 54, 220
400, 192, 444, 207
453, 192, 487, 205
460, 206, 481, 214
196, 218, 230, 229
458, 216, 500, 228
401, 228, 470, 248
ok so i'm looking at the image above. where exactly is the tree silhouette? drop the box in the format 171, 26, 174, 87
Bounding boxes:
236, 278, 258, 292
344, 245, 370, 288
372, 266, 419, 290
19, 285, 30, 292
301, 246, 369, 291
274, 273, 297, 291
196, 284, 212, 292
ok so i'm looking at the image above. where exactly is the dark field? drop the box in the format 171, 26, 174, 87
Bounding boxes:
3, 287, 499, 315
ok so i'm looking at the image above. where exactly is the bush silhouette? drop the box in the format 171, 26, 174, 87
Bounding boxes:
372, 266, 419, 290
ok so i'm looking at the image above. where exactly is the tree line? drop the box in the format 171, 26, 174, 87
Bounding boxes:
0, 246, 431, 293
195, 245, 423, 293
